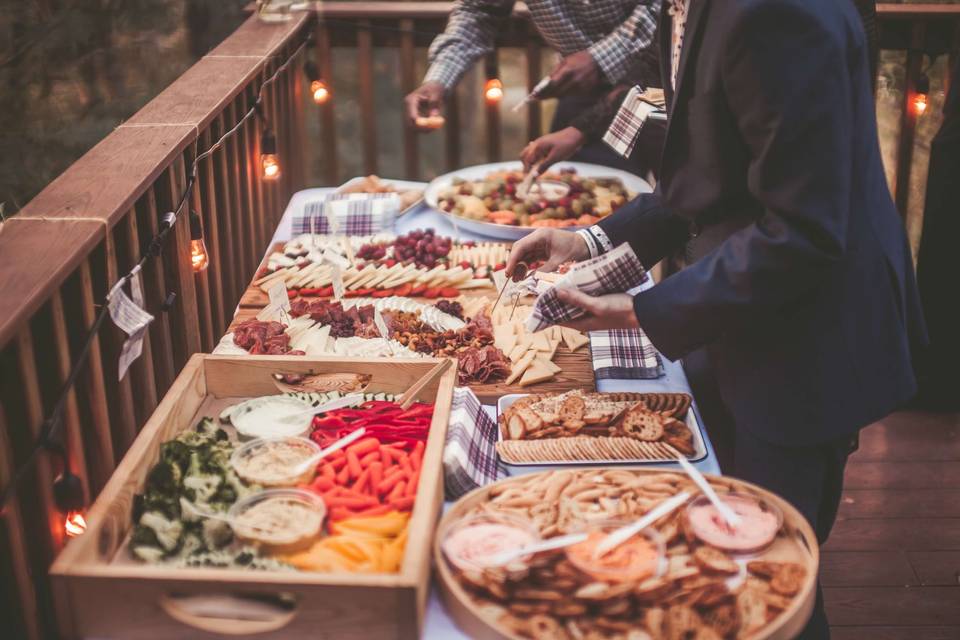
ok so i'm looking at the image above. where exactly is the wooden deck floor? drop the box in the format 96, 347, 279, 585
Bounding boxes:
823, 410, 960, 639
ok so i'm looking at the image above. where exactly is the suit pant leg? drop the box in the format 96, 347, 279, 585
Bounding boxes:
733, 428, 854, 640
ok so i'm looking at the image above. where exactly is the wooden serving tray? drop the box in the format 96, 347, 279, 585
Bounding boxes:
434, 469, 819, 640
51, 354, 456, 640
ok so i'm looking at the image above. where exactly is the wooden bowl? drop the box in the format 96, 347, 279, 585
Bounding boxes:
434, 468, 819, 640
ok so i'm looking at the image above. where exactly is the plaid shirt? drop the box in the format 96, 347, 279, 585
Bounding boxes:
425, 0, 661, 89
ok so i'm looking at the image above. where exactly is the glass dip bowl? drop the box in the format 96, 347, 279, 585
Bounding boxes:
228, 488, 326, 554
684, 491, 784, 554
230, 436, 321, 487
564, 519, 665, 583
440, 512, 541, 573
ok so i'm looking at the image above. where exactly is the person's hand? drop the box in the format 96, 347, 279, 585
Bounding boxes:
555, 289, 640, 332
540, 50, 602, 98
506, 228, 590, 281
521, 127, 585, 173
405, 81, 446, 131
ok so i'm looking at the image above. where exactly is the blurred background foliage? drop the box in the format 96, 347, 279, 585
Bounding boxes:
0, 0, 955, 263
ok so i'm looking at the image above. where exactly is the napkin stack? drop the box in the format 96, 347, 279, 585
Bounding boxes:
526, 243, 648, 333
443, 387, 503, 500
291, 192, 401, 236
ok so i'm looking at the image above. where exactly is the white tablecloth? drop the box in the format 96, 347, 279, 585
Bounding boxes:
270, 183, 721, 638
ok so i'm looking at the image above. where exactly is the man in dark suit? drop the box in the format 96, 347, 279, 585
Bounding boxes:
508, 0, 926, 636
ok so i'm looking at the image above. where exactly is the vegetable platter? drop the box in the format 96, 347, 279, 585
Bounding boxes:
435, 469, 818, 640
51, 354, 456, 640
424, 162, 652, 241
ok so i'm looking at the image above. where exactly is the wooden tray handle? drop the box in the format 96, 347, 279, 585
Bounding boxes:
158, 592, 298, 635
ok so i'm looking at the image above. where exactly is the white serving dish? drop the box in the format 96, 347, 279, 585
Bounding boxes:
495, 392, 708, 466
423, 161, 652, 241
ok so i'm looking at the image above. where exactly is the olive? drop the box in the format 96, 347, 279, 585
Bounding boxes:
583, 179, 597, 190
519, 214, 531, 226
556, 206, 568, 218
571, 200, 584, 215
512, 203, 526, 215
543, 207, 556, 219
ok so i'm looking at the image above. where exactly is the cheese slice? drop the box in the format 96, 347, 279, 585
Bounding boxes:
507, 344, 527, 362
495, 332, 517, 354
519, 361, 555, 386
561, 327, 590, 352
505, 351, 537, 385
531, 332, 552, 352
535, 356, 561, 374
546, 337, 562, 360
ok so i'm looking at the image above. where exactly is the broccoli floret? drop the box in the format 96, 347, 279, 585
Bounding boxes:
132, 545, 166, 563
139, 489, 181, 520
183, 473, 221, 504
145, 460, 182, 495
130, 524, 160, 548
139, 511, 183, 551
160, 440, 192, 474
202, 518, 233, 549
178, 532, 204, 557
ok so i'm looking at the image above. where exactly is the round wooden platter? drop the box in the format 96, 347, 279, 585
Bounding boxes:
434, 468, 819, 640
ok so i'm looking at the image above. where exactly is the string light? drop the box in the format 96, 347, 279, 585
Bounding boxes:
913, 72, 930, 117
0, 35, 311, 515
53, 468, 86, 537
64, 511, 87, 537
260, 129, 281, 181
189, 211, 209, 272
304, 61, 331, 104
311, 80, 331, 105
484, 78, 503, 104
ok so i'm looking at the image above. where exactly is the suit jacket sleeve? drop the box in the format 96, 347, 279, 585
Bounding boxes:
596, 191, 690, 268
632, 1, 856, 360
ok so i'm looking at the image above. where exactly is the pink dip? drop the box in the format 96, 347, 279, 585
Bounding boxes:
687, 495, 780, 552
443, 522, 536, 571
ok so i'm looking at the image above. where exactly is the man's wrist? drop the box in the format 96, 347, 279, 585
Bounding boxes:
576, 229, 599, 258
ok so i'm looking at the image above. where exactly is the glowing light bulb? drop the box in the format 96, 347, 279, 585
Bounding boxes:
190, 239, 209, 271
311, 79, 331, 104
914, 93, 928, 116
484, 78, 503, 104
261, 154, 281, 180
65, 511, 87, 537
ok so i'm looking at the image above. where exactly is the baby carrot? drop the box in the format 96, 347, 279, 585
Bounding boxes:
353, 467, 371, 494
325, 495, 378, 509
346, 450, 363, 479
354, 504, 392, 517
319, 463, 336, 480
311, 476, 334, 492
377, 472, 403, 495
336, 463, 350, 485
359, 451, 380, 466
329, 457, 347, 471
404, 469, 419, 497
388, 480, 406, 502
369, 461, 383, 493
347, 437, 380, 457
388, 496, 415, 511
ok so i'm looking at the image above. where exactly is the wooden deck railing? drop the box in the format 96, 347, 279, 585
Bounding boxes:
0, 13, 312, 639
0, 3, 957, 638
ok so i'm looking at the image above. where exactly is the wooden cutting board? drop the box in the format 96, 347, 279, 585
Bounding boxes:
230, 241, 596, 401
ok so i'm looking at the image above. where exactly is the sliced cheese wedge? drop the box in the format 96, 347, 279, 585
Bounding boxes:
519, 361, 555, 386
508, 344, 528, 362
534, 356, 561, 374
561, 327, 590, 352
531, 332, 552, 352
505, 351, 537, 385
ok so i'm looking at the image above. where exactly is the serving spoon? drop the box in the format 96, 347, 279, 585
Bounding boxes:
482, 532, 589, 567
592, 491, 692, 559
677, 455, 742, 528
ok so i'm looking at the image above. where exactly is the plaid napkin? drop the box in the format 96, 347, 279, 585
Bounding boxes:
443, 387, 503, 500
603, 86, 655, 158
526, 243, 648, 333
590, 328, 664, 379
291, 192, 400, 236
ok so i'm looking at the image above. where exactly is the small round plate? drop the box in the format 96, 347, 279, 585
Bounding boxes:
424, 161, 652, 241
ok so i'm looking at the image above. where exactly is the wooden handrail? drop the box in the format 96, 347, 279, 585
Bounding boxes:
0, 15, 309, 348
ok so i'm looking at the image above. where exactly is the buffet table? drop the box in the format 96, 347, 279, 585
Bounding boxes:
268, 182, 721, 638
